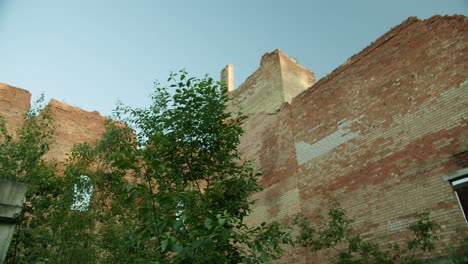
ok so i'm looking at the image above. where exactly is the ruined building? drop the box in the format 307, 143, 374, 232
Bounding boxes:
0, 15, 467, 262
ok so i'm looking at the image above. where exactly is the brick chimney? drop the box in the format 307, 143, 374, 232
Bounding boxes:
220, 64, 234, 92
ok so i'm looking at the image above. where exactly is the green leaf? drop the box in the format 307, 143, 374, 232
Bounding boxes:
161, 239, 168, 251
204, 218, 212, 230
171, 242, 183, 253
125, 184, 133, 192
192, 239, 203, 248
174, 218, 184, 230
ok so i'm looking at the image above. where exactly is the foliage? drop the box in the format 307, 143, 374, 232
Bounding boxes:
1, 96, 63, 263
1, 74, 454, 264
448, 236, 468, 264
0, 95, 55, 181
294, 200, 440, 264
61, 70, 292, 263
406, 212, 439, 257
3, 97, 114, 264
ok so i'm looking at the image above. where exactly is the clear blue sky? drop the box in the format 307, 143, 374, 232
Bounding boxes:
1, 0, 466, 116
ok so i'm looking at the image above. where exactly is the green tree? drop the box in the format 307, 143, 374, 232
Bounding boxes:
1, 97, 62, 263
2, 98, 102, 264
294, 200, 439, 264
64, 70, 291, 263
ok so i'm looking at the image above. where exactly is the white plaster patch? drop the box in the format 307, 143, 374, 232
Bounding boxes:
295, 118, 361, 165
386, 219, 414, 231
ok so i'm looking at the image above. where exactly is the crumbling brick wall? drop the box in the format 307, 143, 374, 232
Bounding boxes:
291, 15, 467, 263
0, 85, 106, 164
0, 83, 31, 135
240, 15, 467, 263
43, 99, 106, 163
228, 49, 315, 115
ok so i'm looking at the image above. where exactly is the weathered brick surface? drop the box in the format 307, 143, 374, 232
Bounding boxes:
239, 104, 298, 188
290, 15, 467, 262
44, 99, 106, 163
236, 51, 315, 263
239, 15, 467, 263
0, 83, 31, 135
228, 50, 284, 115
228, 49, 315, 115
0, 85, 107, 166
278, 52, 315, 104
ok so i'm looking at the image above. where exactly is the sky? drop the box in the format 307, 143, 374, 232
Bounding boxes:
0, 0, 466, 116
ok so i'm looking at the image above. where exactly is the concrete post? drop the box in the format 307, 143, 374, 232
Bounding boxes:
220, 64, 234, 92
0, 179, 28, 263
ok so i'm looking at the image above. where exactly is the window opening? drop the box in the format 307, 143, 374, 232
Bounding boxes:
71, 175, 93, 211
451, 175, 468, 223
176, 201, 184, 221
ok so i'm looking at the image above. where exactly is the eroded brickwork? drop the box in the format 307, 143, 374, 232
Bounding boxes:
0, 88, 106, 165
0, 83, 31, 135
43, 99, 106, 163
228, 49, 315, 115
238, 15, 467, 263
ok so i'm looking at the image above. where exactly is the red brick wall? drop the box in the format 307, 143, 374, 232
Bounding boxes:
0, 83, 31, 135
43, 99, 106, 163
240, 105, 307, 263
228, 49, 315, 115
0, 87, 106, 165
240, 15, 467, 263
291, 15, 467, 262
